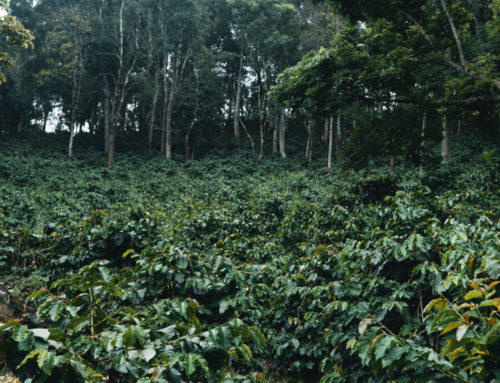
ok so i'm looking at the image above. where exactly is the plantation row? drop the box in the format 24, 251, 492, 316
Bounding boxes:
0, 138, 499, 382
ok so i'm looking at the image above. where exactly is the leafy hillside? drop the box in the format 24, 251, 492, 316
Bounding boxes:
0, 138, 499, 382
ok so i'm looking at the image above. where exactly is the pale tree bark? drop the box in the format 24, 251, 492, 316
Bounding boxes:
104, 79, 111, 152
233, 51, 243, 147
279, 109, 287, 158
328, 117, 333, 169
305, 120, 313, 162
165, 44, 191, 159
106, 0, 139, 168
160, 52, 168, 153
148, 70, 160, 151
239, 117, 256, 156
69, 67, 82, 158
257, 69, 268, 163
323, 119, 328, 142
273, 115, 279, 154
441, 115, 451, 161
419, 111, 427, 174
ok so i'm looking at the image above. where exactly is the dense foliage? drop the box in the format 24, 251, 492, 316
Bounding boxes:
0, 136, 499, 382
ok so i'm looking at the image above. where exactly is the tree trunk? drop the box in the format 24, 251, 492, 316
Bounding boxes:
68, 124, 75, 158
258, 119, 265, 163
328, 117, 333, 169
42, 110, 49, 134
323, 120, 328, 142
441, 115, 451, 161
305, 121, 313, 162
107, 124, 116, 168
279, 109, 286, 158
233, 51, 243, 147
104, 80, 111, 153
273, 115, 278, 154
419, 111, 427, 174
165, 81, 175, 159
335, 115, 342, 163
149, 70, 160, 151
160, 54, 168, 154
390, 156, 395, 174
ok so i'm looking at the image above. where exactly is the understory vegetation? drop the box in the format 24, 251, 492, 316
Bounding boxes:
0, 136, 499, 382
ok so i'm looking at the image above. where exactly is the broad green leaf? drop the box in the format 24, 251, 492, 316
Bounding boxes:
13, 324, 29, 342
141, 348, 156, 363
31, 328, 50, 340
464, 290, 483, 300
374, 336, 393, 360
440, 322, 462, 336
185, 353, 196, 376
37, 350, 56, 375
381, 346, 405, 368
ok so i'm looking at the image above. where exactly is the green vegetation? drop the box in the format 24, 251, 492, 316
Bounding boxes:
1, 0, 500, 381
0, 136, 499, 382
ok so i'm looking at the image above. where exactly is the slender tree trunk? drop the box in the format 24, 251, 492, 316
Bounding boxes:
273, 115, 278, 153
69, 67, 81, 158
328, 117, 333, 169
165, 87, 174, 159
441, 115, 451, 161
104, 80, 111, 153
419, 111, 427, 174
149, 70, 160, 151
257, 70, 267, 163
160, 54, 168, 154
279, 109, 286, 158
258, 120, 265, 163
233, 51, 243, 147
42, 110, 49, 134
335, 115, 342, 163
323, 120, 328, 142
305, 121, 313, 162
17, 121, 22, 135
390, 156, 395, 174
108, 125, 116, 168
69, 124, 76, 158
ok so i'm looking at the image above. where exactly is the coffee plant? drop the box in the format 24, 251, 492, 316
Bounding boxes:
0, 138, 499, 382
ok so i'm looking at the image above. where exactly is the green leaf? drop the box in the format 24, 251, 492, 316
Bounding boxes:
13, 324, 29, 342
18, 349, 40, 369
374, 336, 393, 361
440, 322, 462, 336
381, 346, 405, 368
31, 328, 50, 341
141, 348, 156, 363
464, 290, 483, 300
185, 353, 196, 376
37, 350, 56, 375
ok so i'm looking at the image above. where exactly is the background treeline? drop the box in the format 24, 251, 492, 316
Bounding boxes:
1, 0, 337, 166
1, 0, 499, 168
